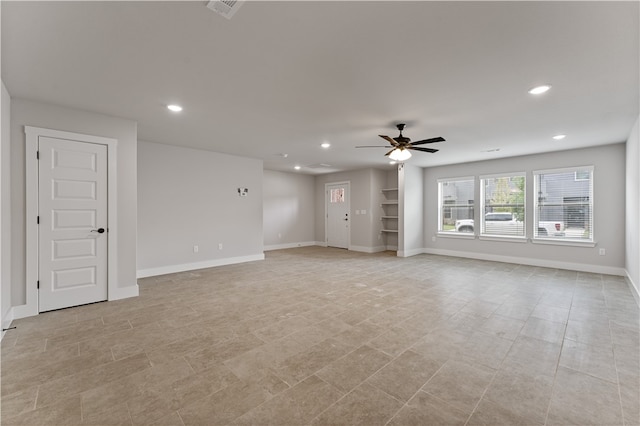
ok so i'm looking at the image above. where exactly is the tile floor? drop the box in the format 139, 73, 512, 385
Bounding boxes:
1, 247, 639, 425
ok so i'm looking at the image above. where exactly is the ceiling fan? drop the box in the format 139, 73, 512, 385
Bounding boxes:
356, 124, 445, 161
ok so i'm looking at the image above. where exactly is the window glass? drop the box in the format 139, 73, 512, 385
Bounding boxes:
438, 178, 475, 234
480, 174, 526, 237
534, 167, 593, 241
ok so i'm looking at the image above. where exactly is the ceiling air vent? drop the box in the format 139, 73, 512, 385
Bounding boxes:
306, 163, 333, 169
207, 0, 244, 19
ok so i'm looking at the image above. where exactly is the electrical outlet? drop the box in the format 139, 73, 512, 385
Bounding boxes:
432, 236, 436, 242
193, 245, 199, 253
218, 243, 223, 250
278, 233, 282, 239
599, 248, 606, 256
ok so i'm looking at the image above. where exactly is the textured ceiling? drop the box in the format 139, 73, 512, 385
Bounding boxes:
2, 1, 638, 174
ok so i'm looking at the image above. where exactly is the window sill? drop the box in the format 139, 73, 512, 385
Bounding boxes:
479, 235, 527, 243
531, 238, 596, 248
437, 232, 475, 240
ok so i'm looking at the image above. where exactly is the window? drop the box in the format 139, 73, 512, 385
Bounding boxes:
480, 173, 526, 237
534, 166, 593, 242
330, 188, 344, 203
438, 178, 475, 234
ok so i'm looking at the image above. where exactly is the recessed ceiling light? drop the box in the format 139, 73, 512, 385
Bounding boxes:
482, 148, 501, 153
528, 85, 551, 95
294, 165, 301, 170
321, 142, 331, 149
167, 104, 183, 112
552, 134, 566, 140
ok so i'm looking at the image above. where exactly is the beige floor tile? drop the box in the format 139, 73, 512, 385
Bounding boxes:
457, 330, 513, 369
478, 314, 525, 340
500, 335, 561, 377
546, 366, 623, 425
37, 353, 152, 408
311, 382, 403, 426
3, 395, 81, 425
367, 326, 428, 357
483, 368, 554, 424
519, 317, 566, 344
530, 304, 570, 324
422, 359, 496, 414
81, 402, 132, 425
466, 398, 543, 425
2, 248, 636, 426
178, 371, 285, 425
271, 337, 355, 386
234, 375, 343, 426
564, 318, 613, 347
316, 345, 392, 393
559, 339, 618, 382
387, 391, 469, 426
0, 385, 38, 419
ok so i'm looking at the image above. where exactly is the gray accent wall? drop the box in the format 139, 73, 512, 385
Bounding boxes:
263, 170, 315, 249
137, 141, 264, 274
424, 144, 626, 274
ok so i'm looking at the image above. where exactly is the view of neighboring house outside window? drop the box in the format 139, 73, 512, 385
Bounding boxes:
437, 177, 475, 235
533, 166, 594, 242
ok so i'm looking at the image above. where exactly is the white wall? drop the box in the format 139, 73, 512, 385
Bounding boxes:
424, 144, 626, 275
1, 81, 12, 331
263, 170, 315, 250
10, 99, 138, 313
625, 115, 640, 301
399, 163, 424, 257
137, 141, 264, 277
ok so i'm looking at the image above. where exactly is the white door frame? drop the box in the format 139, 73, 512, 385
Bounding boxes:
16, 126, 118, 318
324, 181, 351, 249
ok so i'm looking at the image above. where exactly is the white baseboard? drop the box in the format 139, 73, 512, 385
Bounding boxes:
137, 253, 265, 279
350, 245, 387, 254
625, 270, 639, 306
398, 248, 424, 258
264, 241, 317, 251
109, 284, 139, 301
12, 303, 38, 320
316, 241, 328, 247
1, 306, 14, 341
422, 248, 626, 276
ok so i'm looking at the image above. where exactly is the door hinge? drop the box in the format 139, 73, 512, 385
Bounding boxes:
37, 216, 40, 224
37, 281, 40, 289
36, 151, 39, 160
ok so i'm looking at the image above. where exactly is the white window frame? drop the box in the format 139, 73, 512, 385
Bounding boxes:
532, 166, 595, 246
437, 176, 475, 239
479, 172, 527, 241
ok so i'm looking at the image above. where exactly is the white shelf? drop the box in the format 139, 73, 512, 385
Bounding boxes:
381, 188, 398, 192
381, 229, 398, 233
381, 201, 398, 205
381, 216, 398, 219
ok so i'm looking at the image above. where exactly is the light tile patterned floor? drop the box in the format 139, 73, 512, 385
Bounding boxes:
2, 247, 639, 425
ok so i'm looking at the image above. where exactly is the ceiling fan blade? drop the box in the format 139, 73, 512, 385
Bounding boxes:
411, 146, 439, 153
379, 135, 399, 146
384, 148, 396, 157
410, 137, 445, 146
356, 145, 394, 148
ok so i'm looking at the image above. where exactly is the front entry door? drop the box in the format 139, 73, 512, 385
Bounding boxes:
326, 182, 350, 249
38, 136, 108, 312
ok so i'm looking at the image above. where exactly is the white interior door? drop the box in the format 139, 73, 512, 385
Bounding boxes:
326, 182, 350, 249
38, 136, 108, 312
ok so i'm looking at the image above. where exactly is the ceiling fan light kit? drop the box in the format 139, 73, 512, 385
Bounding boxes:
389, 148, 412, 161
355, 123, 445, 162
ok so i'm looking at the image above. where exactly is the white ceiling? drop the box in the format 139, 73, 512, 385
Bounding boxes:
2, 1, 638, 174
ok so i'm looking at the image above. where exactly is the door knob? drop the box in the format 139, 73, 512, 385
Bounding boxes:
91, 228, 105, 234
